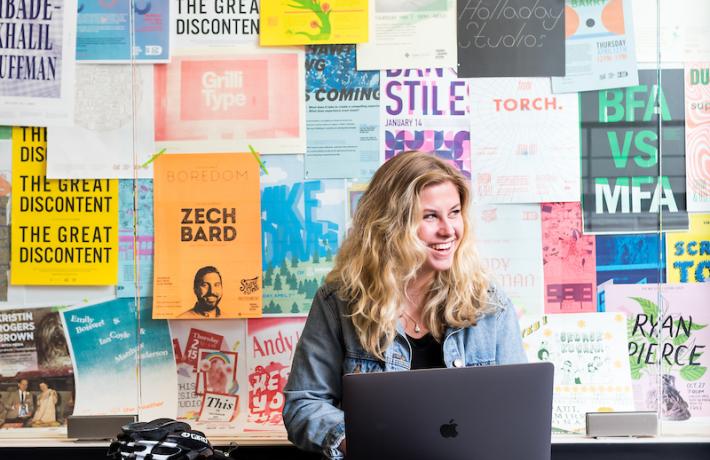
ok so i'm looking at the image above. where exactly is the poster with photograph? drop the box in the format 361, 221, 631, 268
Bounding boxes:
194, 350, 238, 397
261, 155, 345, 315
305, 45, 379, 180
541, 203, 597, 314
551, 0, 638, 94
522, 312, 635, 433
595, 233, 665, 286
381, 68, 471, 178
666, 214, 710, 284
581, 69, 688, 234
117, 179, 154, 298
153, 154, 262, 319
173, 0, 259, 47
470, 77, 579, 203
154, 45, 306, 155
0, 0, 77, 127
457, 0, 565, 77
685, 63, 710, 212
11, 127, 119, 285
356, 0, 457, 71
260, 0, 367, 46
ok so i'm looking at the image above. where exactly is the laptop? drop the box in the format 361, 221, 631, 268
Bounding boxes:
343, 362, 554, 460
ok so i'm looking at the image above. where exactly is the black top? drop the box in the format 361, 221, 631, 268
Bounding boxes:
406, 333, 445, 370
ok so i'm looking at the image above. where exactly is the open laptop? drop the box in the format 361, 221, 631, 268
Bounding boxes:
343, 362, 554, 460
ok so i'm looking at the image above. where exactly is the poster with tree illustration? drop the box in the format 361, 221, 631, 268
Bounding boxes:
261, 155, 346, 315
604, 283, 710, 424
260, 0, 368, 46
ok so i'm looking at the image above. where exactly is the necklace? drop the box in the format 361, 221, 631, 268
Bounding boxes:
401, 310, 421, 333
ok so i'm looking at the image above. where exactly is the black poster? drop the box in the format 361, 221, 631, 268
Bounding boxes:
457, 0, 565, 77
581, 69, 689, 234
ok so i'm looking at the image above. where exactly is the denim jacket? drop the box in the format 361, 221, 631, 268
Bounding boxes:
282, 283, 527, 459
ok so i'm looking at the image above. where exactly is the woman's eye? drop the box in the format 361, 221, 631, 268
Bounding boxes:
424, 214, 436, 220
449, 209, 461, 217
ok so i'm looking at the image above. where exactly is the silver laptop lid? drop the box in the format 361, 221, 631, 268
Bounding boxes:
343, 362, 554, 460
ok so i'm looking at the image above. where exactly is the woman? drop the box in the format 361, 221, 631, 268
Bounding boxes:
31, 382, 58, 426
283, 151, 526, 459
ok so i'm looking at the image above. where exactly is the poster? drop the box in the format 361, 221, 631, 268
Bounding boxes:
604, 283, 710, 423
46, 64, 155, 179
666, 214, 710, 284
471, 204, 544, 328
154, 45, 306, 155
581, 69, 688, 234
522, 312, 635, 433
541, 203, 597, 314
551, 0, 638, 94
153, 154, 262, 319
305, 44, 379, 180
0, 307, 75, 432
457, 0, 565, 77
61, 297, 176, 420
685, 63, 710, 212
470, 77, 579, 203
261, 155, 345, 315
356, 0, 457, 71
11, 127, 119, 285
76, 0, 170, 62
245, 317, 306, 432
595, 233, 665, 286
260, 0, 367, 46
174, 0, 260, 47
117, 179, 154, 298
0, 0, 77, 126
380, 68, 471, 178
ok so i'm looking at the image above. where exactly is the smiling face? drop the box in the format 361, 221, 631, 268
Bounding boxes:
416, 181, 463, 280
196, 272, 223, 309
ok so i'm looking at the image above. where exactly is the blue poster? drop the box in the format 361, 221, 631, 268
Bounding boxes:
261, 155, 346, 315
595, 234, 666, 285
117, 179, 153, 298
77, 1, 170, 62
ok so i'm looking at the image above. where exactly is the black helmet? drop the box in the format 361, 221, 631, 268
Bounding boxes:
107, 418, 234, 460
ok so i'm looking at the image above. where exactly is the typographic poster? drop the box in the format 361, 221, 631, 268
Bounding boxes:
153, 154, 261, 319
76, 0, 170, 62
666, 214, 710, 284
0, 0, 77, 126
46, 64, 155, 179
305, 45, 379, 180
541, 203, 597, 314
605, 283, 710, 423
174, 0, 260, 47
551, 0, 638, 93
261, 155, 344, 315
470, 77, 579, 203
523, 312, 635, 433
154, 46, 306, 154
457, 0, 565, 77
471, 204, 544, 327
685, 63, 710, 212
117, 180, 154, 298
595, 233, 665, 286
260, 0, 367, 46
62, 297, 176, 420
581, 69, 688, 234
245, 317, 306, 432
380, 68, 471, 177
0, 306, 75, 432
356, 0, 457, 71
11, 127, 119, 285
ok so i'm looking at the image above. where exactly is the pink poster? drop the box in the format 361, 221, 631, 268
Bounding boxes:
155, 46, 306, 154
246, 317, 306, 432
541, 202, 597, 314
685, 64, 710, 212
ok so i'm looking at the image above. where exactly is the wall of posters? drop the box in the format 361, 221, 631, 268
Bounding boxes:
666, 214, 710, 284
153, 154, 262, 319
470, 77, 579, 203
685, 63, 710, 212
581, 69, 688, 234
11, 127, 119, 285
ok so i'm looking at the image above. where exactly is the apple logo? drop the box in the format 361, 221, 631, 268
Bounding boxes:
439, 419, 458, 438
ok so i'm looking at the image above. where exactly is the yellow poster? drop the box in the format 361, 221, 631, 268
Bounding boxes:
260, 0, 368, 46
666, 213, 710, 283
11, 127, 118, 285
153, 154, 262, 319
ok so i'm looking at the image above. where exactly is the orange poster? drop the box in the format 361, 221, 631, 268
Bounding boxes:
153, 154, 262, 319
